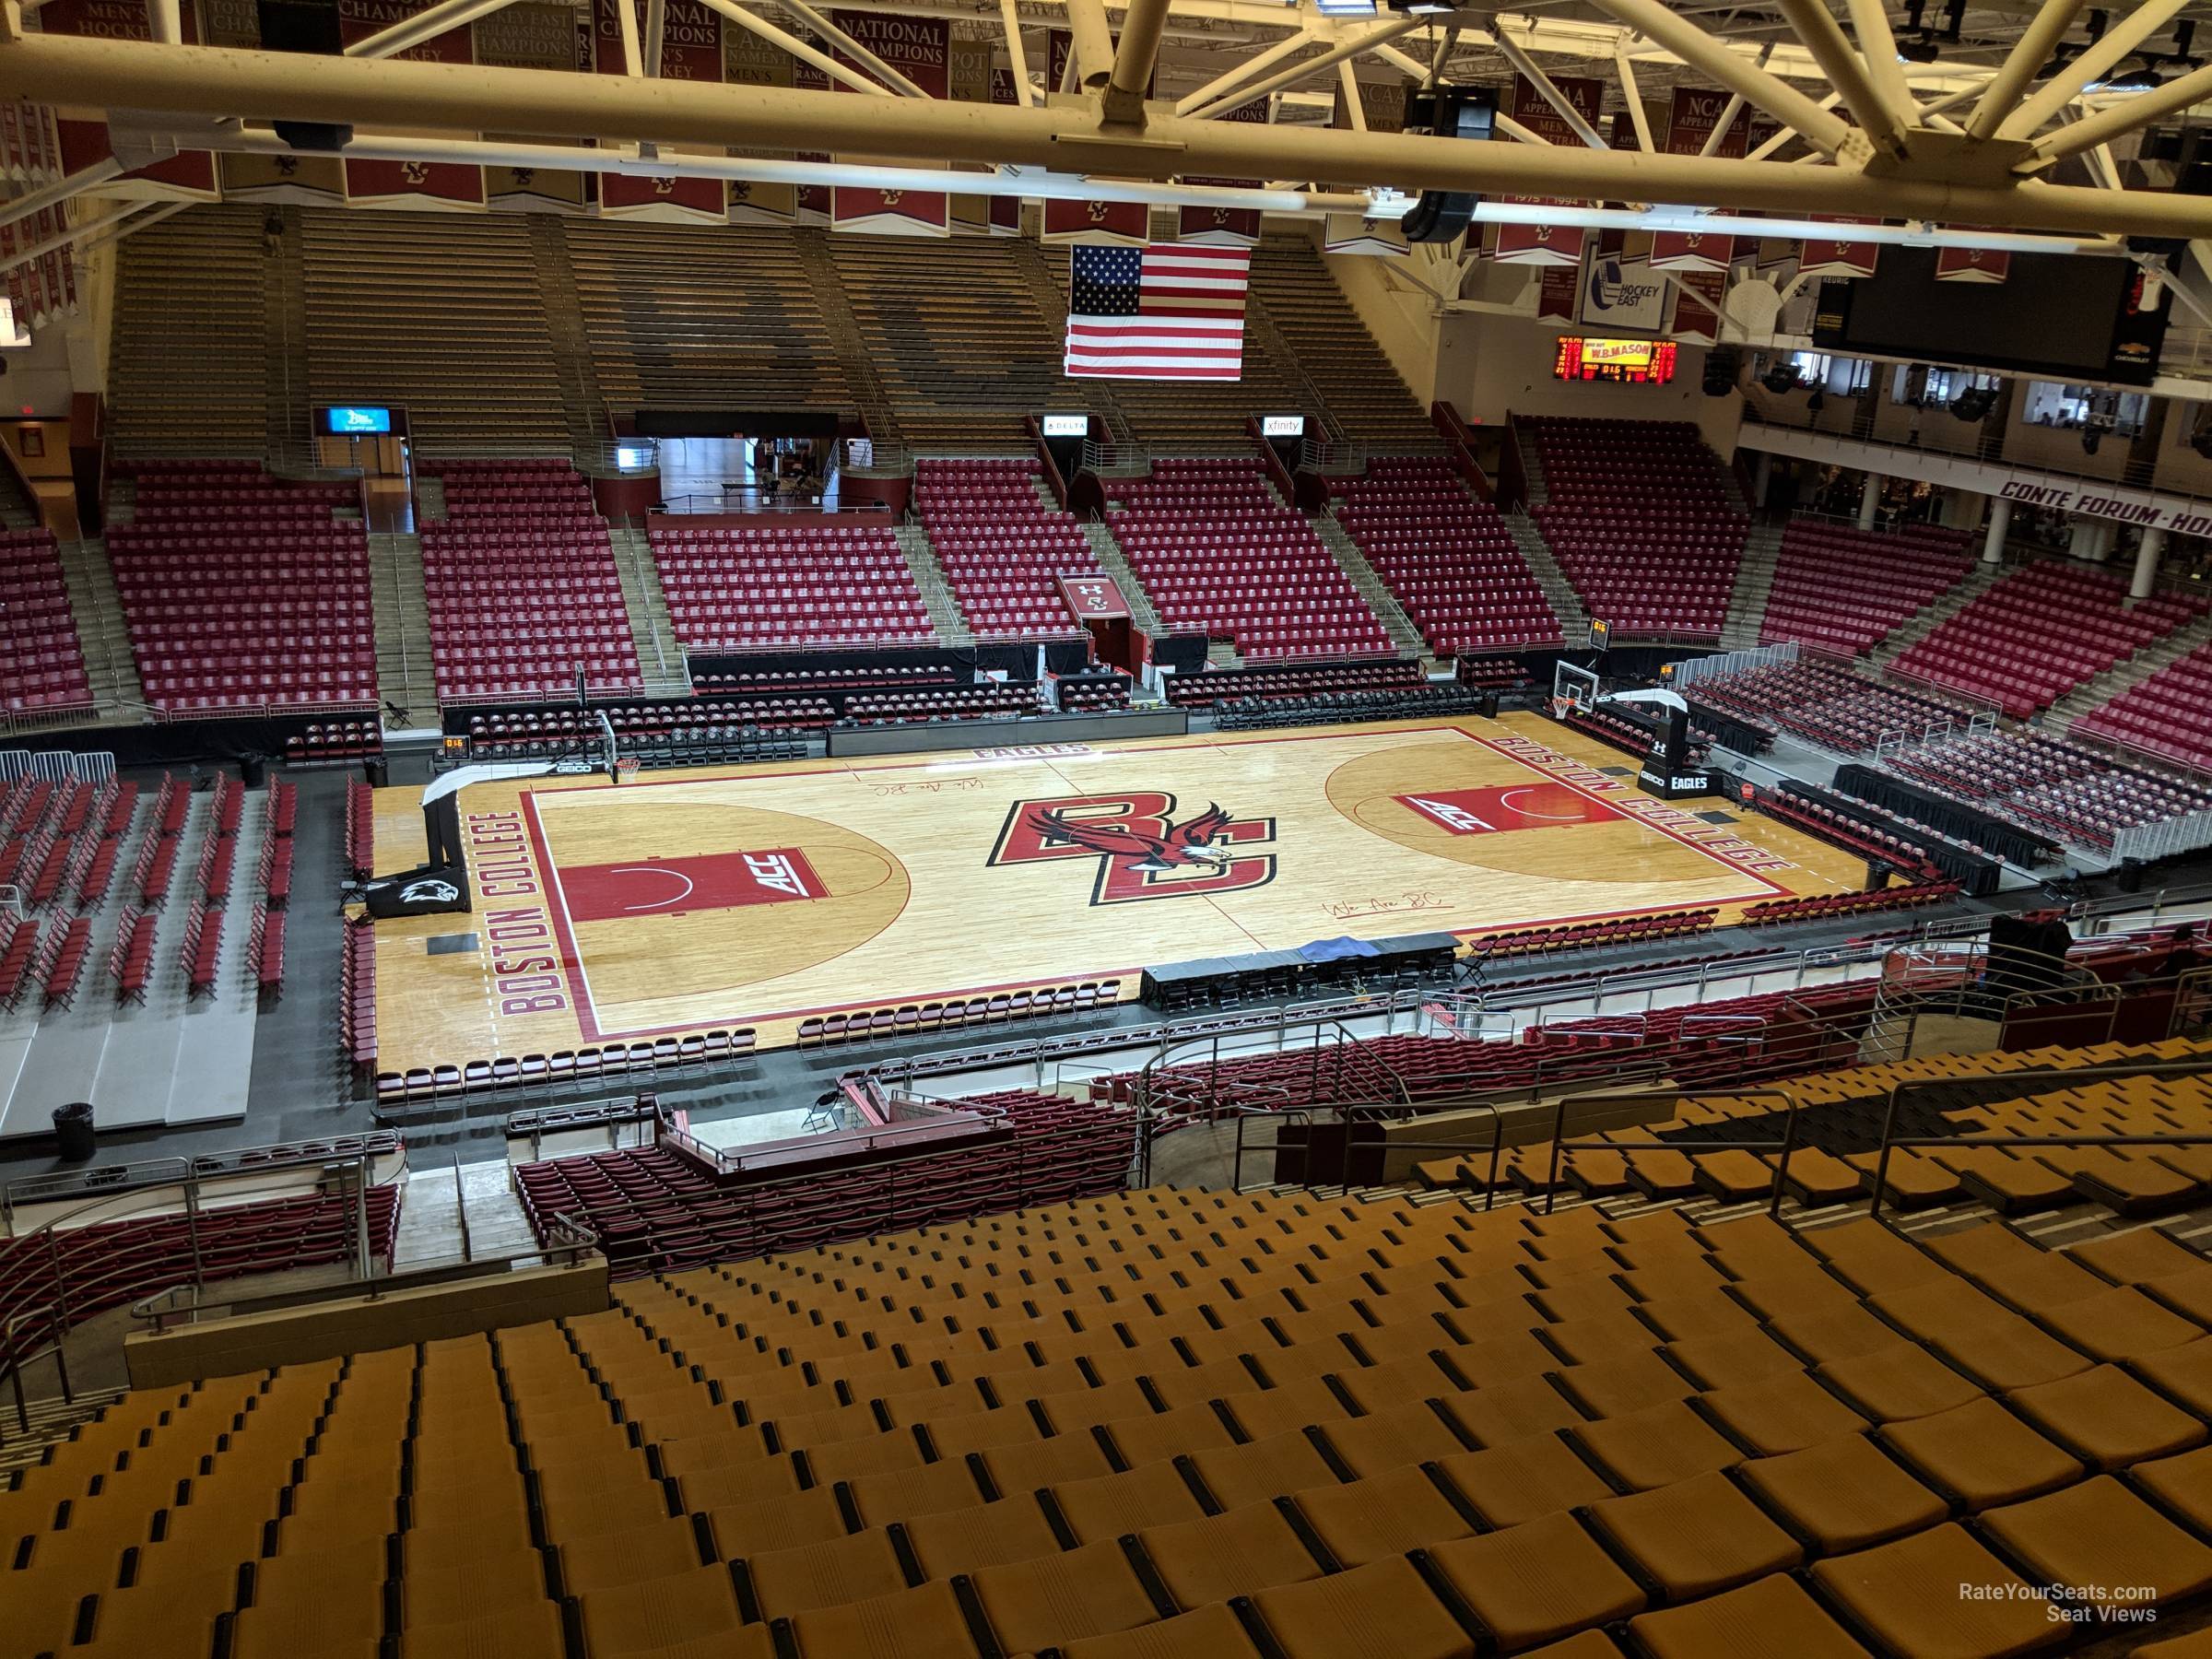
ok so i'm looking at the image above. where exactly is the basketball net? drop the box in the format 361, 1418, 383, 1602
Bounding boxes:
614, 756, 642, 785
1548, 695, 1575, 722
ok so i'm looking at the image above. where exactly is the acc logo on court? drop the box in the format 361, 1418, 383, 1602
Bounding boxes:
989, 791, 1276, 906
1396, 784, 1621, 837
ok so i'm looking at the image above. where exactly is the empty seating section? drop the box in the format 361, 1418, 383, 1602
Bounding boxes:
0, 529, 92, 714
833, 241, 1093, 451
280, 719, 381, 767
301, 210, 571, 446
1691, 659, 1969, 755
651, 522, 934, 651
342, 919, 376, 1078
107, 206, 271, 457
844, 686, 1040, 725
1526, 417, 1747, 639
1333, 460, 1559, 656
1056, 670, 1133, 712
1164, 658, 1423, 707
1887, 730, 2212, 853
0, 1178, 399, 1371
468, 700, 836, 757
1758, 521, 1974, 655
1251, 241, 1441, 449
420, 460, 641, 701
2077, 637, 2212, 771
1892, 560, 2206, 717
514, 1091, 1129, 1271
1110, 461, 1392, 659
564, 220, 847, 417
109, 464, 374, 713
53, 1120, 2212, 1659
915, 457, 1099, 638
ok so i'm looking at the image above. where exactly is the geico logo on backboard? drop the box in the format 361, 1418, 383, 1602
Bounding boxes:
989, 791, 1276, 905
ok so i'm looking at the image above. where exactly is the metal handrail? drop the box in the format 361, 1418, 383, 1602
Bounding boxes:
1865, 1053, 2212, 1218
1, 1312, 73, 1440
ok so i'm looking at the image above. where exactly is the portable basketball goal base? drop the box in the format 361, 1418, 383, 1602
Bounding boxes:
1547, 660, 1712, 802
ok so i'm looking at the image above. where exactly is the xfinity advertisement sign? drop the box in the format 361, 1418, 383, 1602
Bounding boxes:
1577, 250, 1668, 335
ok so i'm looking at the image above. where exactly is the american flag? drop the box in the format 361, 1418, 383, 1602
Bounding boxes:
1064, 242, 1250, 381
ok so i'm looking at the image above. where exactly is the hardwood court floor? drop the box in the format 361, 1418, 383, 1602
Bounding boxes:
368, 714, 1871, 1072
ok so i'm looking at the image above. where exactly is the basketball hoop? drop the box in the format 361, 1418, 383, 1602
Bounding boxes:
614, 756, 642, 784
1548, 696, 1575, 722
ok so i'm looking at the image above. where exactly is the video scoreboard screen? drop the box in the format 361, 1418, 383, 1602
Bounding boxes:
1553, 337, 1678, 384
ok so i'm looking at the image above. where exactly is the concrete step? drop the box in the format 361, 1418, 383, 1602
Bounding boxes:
1084, 523, 1162, 635
54, 538, 145, 713
1507, 512, 1588, 639
370, 532, 436, 722
1720, 524, 1786, 648
1315, 512, 1424, 657
893, 524, 968, 644
2048, 612, 2212, 731
606, 525, 690, 694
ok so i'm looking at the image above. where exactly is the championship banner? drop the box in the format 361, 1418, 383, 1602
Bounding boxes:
338, 0, 484, 208
1043, 197, 1148, 245
724, 22, 798, 224
1177, 97, 1268, 247
1492, 76, 1605, 267
1324, 76, 1406, 256
947, 38, 1018, 235
1667, 268, 1727, 344
2, 207, 76, 328
1577, 245, 1668, 333
830, 10, 950, 236
40, 0, 220, 201
480, 1, 594, 210
1936, 238, 2011, 284
594, 0, 726, 219
793, 29, 831, 221
1799, 217, 1880, 279
1047, 29, 1072, 94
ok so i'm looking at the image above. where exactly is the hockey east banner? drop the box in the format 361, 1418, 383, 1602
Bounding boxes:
831, 11, 952, 237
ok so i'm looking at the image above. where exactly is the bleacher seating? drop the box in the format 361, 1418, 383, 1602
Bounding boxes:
913, 456, 1100, 637
301, 210, 571, 446
0, 528, 93, 716
2076, 636, 2212, 772
834, 241, 1099, 451
420, 460, 642, 702
1110, 460, 1392, 660
107, 207, 272, 458
1525, 417, 1748, 639
1251, 241, 1442, 450
689, 664, 959, 699
650, 521, 935, 651
1478, 905, 1719, 960
1891, 559, 2206, 718
1758, 520, 1975, 656
1740, 881, 1958, 925
1332, 459, 1559, 656
1887, 730, 2212, 853
0, 912, 37, 1007
108, 465, 376, 713
565, 219, 848, 418
1056, 669, 1134, 712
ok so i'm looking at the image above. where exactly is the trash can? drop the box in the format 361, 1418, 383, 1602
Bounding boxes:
240, 753, 268, 789
53, 1100, 95, 1162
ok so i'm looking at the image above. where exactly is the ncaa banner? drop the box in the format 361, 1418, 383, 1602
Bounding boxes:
1648, 88, 1762, 273
594, 0, 726, 220
1577, 247, 1668, 333
791, 29, 831, 222
1799, 216, 1880, 279
40, 0, 220, 202
1323, 75, 1406, 253
831, 11, 951, 237
723, 24, 798, 225
1492, 76, 1605, 267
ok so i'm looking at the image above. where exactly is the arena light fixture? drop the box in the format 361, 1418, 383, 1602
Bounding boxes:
1314, 0, 1379, 16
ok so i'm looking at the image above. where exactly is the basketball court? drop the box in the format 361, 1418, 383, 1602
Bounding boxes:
368, 712, 1869, 1072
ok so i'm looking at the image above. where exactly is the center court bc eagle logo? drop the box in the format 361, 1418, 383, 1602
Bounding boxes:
989, 791, 1277, 906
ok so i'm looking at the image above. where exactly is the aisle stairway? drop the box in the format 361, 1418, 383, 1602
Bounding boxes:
369, 531, 435, 723
1083, 522, 1162, 635
894, 523, 968, 643
2048, 611, 2212, 732
1315, 512, 1427, 661
792, 229, 902, 446
1722, 524, 1786, 648
1508, 512, 1590, 641
606, 524, 690, 696
53, 537, 144, 714
525, 214, 612, 456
